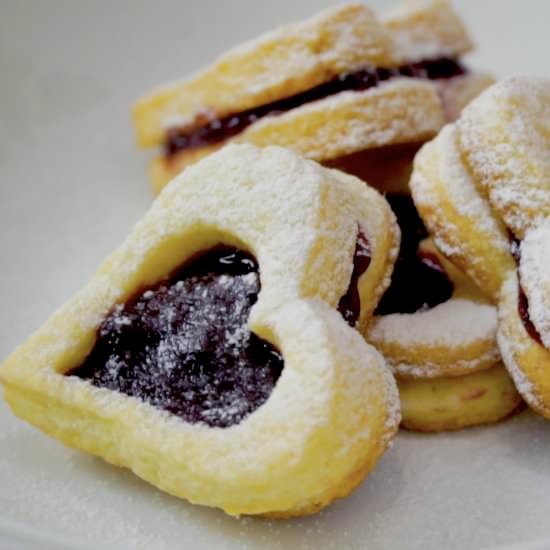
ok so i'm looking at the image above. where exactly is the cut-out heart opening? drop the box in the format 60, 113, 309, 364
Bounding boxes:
68, 246, 284, 428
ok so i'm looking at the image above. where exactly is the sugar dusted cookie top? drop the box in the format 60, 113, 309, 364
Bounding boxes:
520, 220, 550, 350
459, 76, 550, 239
410, 123, 514, 301
1, 144, 400, 518
382, 0, 472, 63
409, 76, 550, 420
134, 4, 392, 147
134, 0, 484, 192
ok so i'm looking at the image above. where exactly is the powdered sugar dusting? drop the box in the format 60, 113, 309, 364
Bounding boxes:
498, 328, 541, 411
430, 236, 463, 259
319, 300, 401, 448
70, 248, 283, 429
410, 122, 513, 300
430, 124, 506, 243
390, 346, 500, 379
238, 79, 445, 160
497, 273, 545, 412
498, 312, 539, 412
520, 221, 550, 350
134, 3, 392, 145
380, 353, 402, 443
369, 298, 497, 350
458, 76, 550, 238
382, 0, 472, 63
221, 3, 391, 83
0, 144, 401, 518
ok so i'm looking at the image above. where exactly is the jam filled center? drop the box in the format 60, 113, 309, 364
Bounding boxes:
376, 194, 454, 315
165, 57, 466, 158
69, 247, 284, 428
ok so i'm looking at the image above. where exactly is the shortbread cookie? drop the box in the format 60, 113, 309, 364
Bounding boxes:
149, 78, 445, 193
326, 70, 486, 196
519, 220, 550, 350
458, 76, 550, 239
411, 124, 514, 302
364, 183, 519, 432
0, 145, 400, 518
411, 79, 550, 296
409, 77, 550, 420
382, 0, 494, 120
366, 194, 499, 380
498, 272, 550, 419
498, 229, 550, 419
398, 363, 522, 432
133, 1, 485, 193
381, 0, 472, 62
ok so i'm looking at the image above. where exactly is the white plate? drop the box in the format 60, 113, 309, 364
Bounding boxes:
1, 1, 550, 549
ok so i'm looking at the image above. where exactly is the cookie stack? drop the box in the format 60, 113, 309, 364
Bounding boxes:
1, 0, 549, 520
133, 0, 491, 193
411, 76, 550, 419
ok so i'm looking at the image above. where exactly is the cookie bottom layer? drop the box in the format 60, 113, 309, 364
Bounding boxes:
398, 363, 522, 432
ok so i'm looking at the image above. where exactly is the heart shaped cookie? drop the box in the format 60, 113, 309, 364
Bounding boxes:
0, 144, 400, 517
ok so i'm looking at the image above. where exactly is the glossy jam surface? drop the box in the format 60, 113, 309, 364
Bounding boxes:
165, 57, 466, 158
376, 194, 454, 315
69, 247, 284, 428
338, 231, 372, 326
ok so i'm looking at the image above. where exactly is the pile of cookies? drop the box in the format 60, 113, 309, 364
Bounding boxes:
412, 76, 550, 419
1, 0, 549, 519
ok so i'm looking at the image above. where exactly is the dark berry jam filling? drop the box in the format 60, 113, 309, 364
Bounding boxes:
511, 237, 544, 345
165, 57, 466, 158
68, 247, 284, 428
518, 284, 543, 346
375, 193, 454, 315
338, 230, 372, 326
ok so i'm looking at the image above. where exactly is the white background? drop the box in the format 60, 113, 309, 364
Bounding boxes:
1, 1, 550, 549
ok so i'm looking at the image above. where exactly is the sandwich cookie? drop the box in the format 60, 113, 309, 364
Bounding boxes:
0, 145, 401, 517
